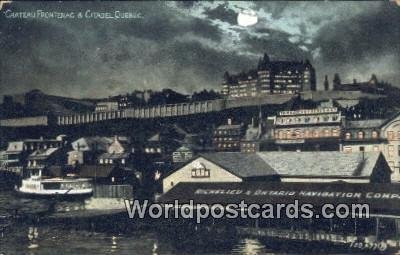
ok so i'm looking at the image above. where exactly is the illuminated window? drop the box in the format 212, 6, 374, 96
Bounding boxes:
344, 147, 352, 153
358, 131, 364, 139
191, 162, 210, 178
345, 132, 351, 139
332, 129, 339, 137
388, 131, 395, 140
324, 129, 331, 137
372, 131, 378, 139
373, 145, 380, 152
389, 145, 395, 158
313, 130, 319, 138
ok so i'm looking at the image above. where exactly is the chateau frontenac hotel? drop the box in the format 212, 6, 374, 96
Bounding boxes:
221, 53, 316, 98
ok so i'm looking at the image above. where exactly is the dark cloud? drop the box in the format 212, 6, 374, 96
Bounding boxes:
312, 2, 400, 85
203, 2, 237, 25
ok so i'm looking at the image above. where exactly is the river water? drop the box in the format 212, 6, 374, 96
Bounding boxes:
0, 191, 273, 255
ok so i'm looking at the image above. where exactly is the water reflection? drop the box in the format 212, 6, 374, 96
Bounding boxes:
27, 226, 39, 250
232, 238, 270, 255
111, 235, 118, 253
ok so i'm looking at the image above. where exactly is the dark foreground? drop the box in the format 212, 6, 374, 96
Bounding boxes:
1, 190, 397, 254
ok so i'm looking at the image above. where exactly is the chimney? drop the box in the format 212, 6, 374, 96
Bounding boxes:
227, 118, 232, 125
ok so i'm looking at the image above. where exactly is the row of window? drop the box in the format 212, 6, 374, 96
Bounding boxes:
277, 115, 339, 125
345, 131, 379, 140
144, 147, 162, 153
191, 168, 210, 178
99, 158, 126, 164
276, 128, 340, 139
216, 143, 239, 148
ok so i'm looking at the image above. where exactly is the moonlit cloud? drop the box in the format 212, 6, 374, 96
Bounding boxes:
0, 1, 398, 98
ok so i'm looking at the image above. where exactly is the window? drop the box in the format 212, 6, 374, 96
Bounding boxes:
121, 158, 125, 164
170, 181, 174, 187
332, 129, 339, 137
359, 146, 365, 152
191, 162, 210, 178
373, 145, 380, 152
109, 159, 113, 164
313, 130, 319, 138
388, 131, 395, 140
372, 131, 378, 139
345, 132, 351, 139
99, 159, 104, 164
344, 147, 352, 153
388, 145, 395, 158
358, 131, 364, 139
324, 129, 331, 137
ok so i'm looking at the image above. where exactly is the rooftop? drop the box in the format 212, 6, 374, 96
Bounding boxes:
198, 151, 382, 179
346, 119, 386, 129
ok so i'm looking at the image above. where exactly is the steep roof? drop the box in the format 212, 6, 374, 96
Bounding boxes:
71, 136, 113, 151
346, 119, 386, 129
6, 141, 24, 152
98, 152, 130, 159
196, 151, 382, 179
257, 151, 380, 178
199, 152, 277, 178
28, 148, 59, 160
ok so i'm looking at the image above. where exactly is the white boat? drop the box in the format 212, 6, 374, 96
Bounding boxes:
17, 176, 93, 198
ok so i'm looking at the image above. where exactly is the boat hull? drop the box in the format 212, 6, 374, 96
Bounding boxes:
15, 190, 93, 200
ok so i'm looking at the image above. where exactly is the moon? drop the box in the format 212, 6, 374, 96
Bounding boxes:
237, 10, 258, 27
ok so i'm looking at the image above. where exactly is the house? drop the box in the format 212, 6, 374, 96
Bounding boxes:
68, 136, 113, 165
77, 165, 133, 184
240, 117, 263, 153
162, 151, 391, 193
172, 145, 194, 163
341, 119, 386, 153
26, 147, 66, 177
380, 113, 400, 181
95, 101, 119, 112
3, 136, 67, 171
212, 119, 245, 152
338, 111, 400, 182
98, 136, 133, 166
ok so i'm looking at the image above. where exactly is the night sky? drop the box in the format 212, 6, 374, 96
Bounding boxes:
0, 1, 399, 99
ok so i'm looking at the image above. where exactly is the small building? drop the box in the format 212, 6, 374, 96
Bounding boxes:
162, 151, 391, 193
341, 119, 386, 153
172, 145, 194, 163
68, 136, 115, 165
213, 119, 245, 152
26, 147, 66, 177
380, 113, 400, 181
95, 101, 119, 112
240, 117, 263, 153
97, 136, 133, 166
